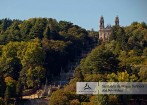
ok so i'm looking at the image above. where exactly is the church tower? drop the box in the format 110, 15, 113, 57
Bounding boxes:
99, 16, 112, 41
115, 16, 119, 26
100, 16, 104, 29
99, 16, 105, 41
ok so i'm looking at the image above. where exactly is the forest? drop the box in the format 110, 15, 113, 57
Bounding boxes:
49, 22, 147, 105
0, 18, 97, 105
0, 18, 147, 105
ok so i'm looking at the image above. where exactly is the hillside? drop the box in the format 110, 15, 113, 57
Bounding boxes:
0, 18, 147, 105
0, 18, 97, 105
49, 22, 147, 105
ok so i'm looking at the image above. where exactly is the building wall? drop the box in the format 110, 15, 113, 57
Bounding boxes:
99, 28, 111, 41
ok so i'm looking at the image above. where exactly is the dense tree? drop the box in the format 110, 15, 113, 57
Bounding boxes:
0, 75, 5, 97
20, 20, 32, 40
29, 18, 46, 39
16, 78, 23, 100
4, 86, 10, 105
89, 95, 108, 105
107, 71, 138, 82
5, 21, 21, 42
109, 26, 128, 50
0, 18, 12, 33
80, 45, 119, 74
3, 77, 16, 105
138, 66, 147, 81
43, 25, 50, 39
50, 21, 147, 105
50, 89, 69, 105
0, 17, 146, 104
4, 76, 16, 97
70, 99, 80, 105
0, 42, 21, 80
0, 97, 4, 105
58, 21, 73, 31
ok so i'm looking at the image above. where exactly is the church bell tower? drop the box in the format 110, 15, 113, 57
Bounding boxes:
100, 16, 104, 29
115, 16, 119, 26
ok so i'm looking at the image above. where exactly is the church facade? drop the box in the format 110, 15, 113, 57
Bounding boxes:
99, 16, 119, 41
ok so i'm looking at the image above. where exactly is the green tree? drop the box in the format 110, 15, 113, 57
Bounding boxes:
50, 89, 69, 105
18, 39, 46, 88
89, 95, 108, 105
0, 97, 4, 105
17, 39, 45, 66
20, 20, 32, 40
107, 71, 138, 82
0, 18, 12, 33
81, 45, 119, 74
26, 66, 45, 89
29, 18, 47, 39
0, 42, 21, 80
138, 66, 147, 81
43, 25, 50, 39
4, 86, 10, 105
16, 78, 23, 100
4, 21, 21, 42
70, 99, 80, 105
4, 76, 16, 97
58, 21, 73, 31
0, 75, 5, 97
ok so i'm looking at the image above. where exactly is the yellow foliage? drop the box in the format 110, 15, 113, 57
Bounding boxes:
109, 95, 118, 104
70, 99, 80, 105
4, 76, 16, 87
118, 71, 129, 82
107, 71, 138, 82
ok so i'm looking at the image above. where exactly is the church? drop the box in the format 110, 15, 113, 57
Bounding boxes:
99, 16, 119, 41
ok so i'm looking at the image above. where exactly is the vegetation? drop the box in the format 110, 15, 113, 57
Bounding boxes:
0, 18, 95, 104
49, 22, 147, 105
0, 17, 147, 104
